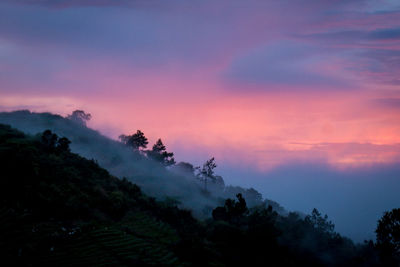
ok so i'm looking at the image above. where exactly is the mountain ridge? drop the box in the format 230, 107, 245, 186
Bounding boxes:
0, 110, 283, 217
0, 111, 397, 266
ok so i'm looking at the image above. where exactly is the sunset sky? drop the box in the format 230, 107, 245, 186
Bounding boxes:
1, 0, 399, 241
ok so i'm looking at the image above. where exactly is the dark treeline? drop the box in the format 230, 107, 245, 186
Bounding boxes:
0, 110, 283, 217
0, 111, 399, 266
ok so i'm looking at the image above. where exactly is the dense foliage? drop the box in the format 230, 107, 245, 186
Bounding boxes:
119, 130, 149, 150
0, 124, 398, 266
147, 139, 176, 166
376, 208, 400, 265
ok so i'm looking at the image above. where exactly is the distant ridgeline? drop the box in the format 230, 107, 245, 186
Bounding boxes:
0, 110, 284, 216
0, 111, 398, 266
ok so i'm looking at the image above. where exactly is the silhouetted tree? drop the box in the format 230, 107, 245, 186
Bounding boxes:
231, 193, 248, 217
198, 157, 217, 191
57, 137, 71, 152
148, 139, 175, 166
67, 110, 91, 126
41, 130, 71, 153
212, 193, 248, 224
118, 130, 148, 150
305, 208, 335, 235
224, 186, 263, 207
41, 130, 58, 151
376, 208, 400, 261
152, 138, 166, 153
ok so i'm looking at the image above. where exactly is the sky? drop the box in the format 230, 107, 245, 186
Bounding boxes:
0, 0, 400, 241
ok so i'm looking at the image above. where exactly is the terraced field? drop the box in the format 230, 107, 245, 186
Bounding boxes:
0, 207, 183, 266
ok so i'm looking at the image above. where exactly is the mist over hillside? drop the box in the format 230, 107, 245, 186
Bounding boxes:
0, 110, 283, 217
2, 109, 398, 246
3, 122, 398, 266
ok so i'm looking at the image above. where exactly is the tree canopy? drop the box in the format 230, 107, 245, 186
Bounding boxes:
41, 129, 71, 152
197, 157, 217, 191
376, 208, 400, 260
66, 110, 91, 126
119, 130, 149, 150
212, 193, 248, 224
305, 208, 335, 235
148, 138, 175, 166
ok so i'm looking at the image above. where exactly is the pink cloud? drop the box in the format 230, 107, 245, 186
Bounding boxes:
1, 0, 400, 172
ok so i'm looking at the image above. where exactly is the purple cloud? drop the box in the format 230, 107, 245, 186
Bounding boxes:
222, 41, 354, 90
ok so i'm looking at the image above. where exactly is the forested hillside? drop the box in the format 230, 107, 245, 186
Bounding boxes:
0, 115, 399, 266
0, 110, 284, 217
